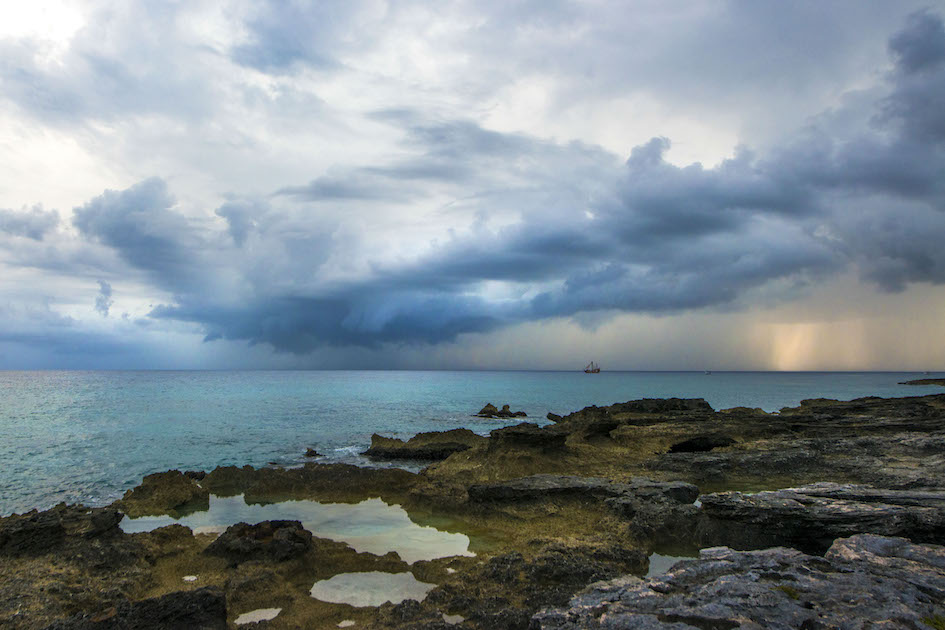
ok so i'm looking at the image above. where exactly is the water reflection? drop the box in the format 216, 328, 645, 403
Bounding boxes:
234, 608, 281, 624
120, 494, 473, 563
310, 571, 436, 607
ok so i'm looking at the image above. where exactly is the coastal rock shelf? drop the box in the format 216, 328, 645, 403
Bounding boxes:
698, 482, 945, 552
533, 534, 945, 629
3, 391, 945, 629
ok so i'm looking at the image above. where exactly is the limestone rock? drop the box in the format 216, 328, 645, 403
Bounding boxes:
117, 470, 209, 518
533, 534, 945, 629
698, 482, 945, 552
476, 403, 528, 418
43, 587, 227, 630
203, 520, 312, 565
364, 429, 486, 461
0, 505, 123, 556
487, 423, 567, 452
467, 474, 697, 505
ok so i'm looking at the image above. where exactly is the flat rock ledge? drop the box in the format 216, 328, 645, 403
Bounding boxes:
468, 474, 698, 505
364, 428, 487, 461
699, 482, 945, 552
533, 534, 945, 630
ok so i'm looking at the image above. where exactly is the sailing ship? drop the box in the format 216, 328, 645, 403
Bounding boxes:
584, 361, 601, 374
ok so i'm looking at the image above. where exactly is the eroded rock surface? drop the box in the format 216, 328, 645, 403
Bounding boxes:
698, 482, 945, 552
365, 429, 487, 461
117, 470, 209, 518
42, 587, 227, 630
203, 520, 313, 565
468, 475, 697, 505
533, 534, 945, 629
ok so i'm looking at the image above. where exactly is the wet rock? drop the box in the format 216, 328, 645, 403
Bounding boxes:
477, 403, 527, 419
117, 470, 210, 518
667, 434, 735, 453
533, 534, 945, 629
0, 505, 123, 556
488, 424, 567, 452
304, 447, 321, 457
43, 587, 226, 630
365, 429, 486, 461
183, 470, 206, 481
203, 520, 313, 565
698, 482, 945, 553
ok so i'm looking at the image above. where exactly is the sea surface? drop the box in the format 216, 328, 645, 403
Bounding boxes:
0, 370, 941, 516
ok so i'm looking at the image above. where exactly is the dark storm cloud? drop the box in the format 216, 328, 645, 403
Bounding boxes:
72, 178, 210, 291
82, 11, 945, 353
5, 9, 945, 360
0, 206, 59, 240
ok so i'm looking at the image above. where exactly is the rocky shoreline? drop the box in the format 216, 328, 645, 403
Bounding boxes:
2, 392, 945, 628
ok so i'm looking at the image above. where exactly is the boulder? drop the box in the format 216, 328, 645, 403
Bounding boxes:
698, 482, 945, 552
117, 470, 209, 518
304, 447, 321, 457
203, 520, 312, 565
43, 587, 226, 630
533, 534, 945, 629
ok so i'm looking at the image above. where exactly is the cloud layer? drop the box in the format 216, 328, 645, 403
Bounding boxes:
0, 2, 943, 368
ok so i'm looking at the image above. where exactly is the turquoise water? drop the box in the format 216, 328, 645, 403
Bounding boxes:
0, 370, 940, 515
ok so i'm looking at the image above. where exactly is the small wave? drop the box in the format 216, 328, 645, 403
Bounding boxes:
333, 445, 365, 456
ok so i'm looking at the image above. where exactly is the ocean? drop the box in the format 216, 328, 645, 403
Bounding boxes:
0, 370, 939, 516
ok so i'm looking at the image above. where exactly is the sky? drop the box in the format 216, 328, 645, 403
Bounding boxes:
1, 1, 945, 370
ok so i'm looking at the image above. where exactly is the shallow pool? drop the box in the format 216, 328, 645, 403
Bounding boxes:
120, 494, 474, 563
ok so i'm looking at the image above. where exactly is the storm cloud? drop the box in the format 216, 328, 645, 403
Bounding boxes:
1, 2, 944, 367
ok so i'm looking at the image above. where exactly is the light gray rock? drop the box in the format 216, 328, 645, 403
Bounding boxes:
533, 534, 945, 629
698, 482, 945, 552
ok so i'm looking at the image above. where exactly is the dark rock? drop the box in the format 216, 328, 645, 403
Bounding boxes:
43, 587, 226, 630
477, 403, 528, 418
117, 470, 209, 518
668, 434, 736, 453
304, 447, 321, 457
201, 462, 418, 504
365, 429, 486, 461
468, 474, 697, 505
488, 423, 567, 452
900, 378, 945, 386
203, 520, 313, 565
478, 403, 499, 416
0, 505, 123, 556
532, 535, 945, 630
698, 482, 945, 553
183, 470, 206, 481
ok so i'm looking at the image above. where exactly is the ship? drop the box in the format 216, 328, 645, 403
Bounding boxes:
584, 361, 601, 374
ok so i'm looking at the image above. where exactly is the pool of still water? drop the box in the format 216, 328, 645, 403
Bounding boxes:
119, 494, 474, 564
